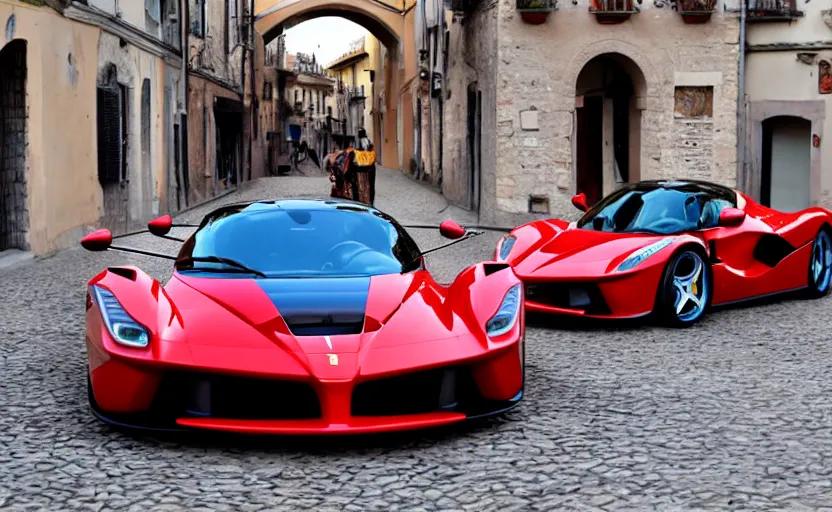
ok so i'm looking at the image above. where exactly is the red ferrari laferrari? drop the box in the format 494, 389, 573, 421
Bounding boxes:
496, 180, 832, 326
80, 199, 525, 434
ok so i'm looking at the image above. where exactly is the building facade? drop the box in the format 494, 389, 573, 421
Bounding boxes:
326, 36, 386, 148
0, 0, 186, 256
742, 0, 832, 211
442, 0, 741, 227
185, 0, 253, 208
412, 0, 448, 187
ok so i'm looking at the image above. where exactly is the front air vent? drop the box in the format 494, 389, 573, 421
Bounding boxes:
108, 267, 137, 281
281, 313, 365, 336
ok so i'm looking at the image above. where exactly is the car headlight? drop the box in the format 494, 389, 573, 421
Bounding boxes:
91, 285, 150, 348
486, 284, 522, 337
497, 235, 516, 261
616, 237, 674, 272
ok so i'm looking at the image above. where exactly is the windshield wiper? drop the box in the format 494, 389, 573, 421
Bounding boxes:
177, 256, 267, 278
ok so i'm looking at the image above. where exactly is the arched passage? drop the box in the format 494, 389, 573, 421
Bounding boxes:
574, 52, 647, 206
761, 116, 812, 211
0, 39, 28, 252
254, 0, 408, 172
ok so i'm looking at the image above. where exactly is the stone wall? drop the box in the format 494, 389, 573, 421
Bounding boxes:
478, 0, 740, 226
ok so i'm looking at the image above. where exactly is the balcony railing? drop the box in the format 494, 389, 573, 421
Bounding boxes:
589, 0, 639, 23
746, 0, 803, 20
590, 0, 638, 12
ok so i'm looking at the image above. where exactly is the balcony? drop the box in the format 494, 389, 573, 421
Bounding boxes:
589, 0, 639, 24
676, 0, 717, 23
745, 0, 803, 21
516, 0, 557, 24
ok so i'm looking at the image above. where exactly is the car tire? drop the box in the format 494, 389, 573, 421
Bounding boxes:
655, 248, 711, 327
806, 228, 832, 299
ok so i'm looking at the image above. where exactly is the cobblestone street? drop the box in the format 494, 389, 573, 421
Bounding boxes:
3, 169, 832, 511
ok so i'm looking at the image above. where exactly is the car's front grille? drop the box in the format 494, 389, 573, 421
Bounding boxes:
351, 366, 507, 417
151, 372, 322, 420
524, 282, 610, 315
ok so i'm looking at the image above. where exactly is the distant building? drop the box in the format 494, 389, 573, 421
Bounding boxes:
327, 35, 387, 153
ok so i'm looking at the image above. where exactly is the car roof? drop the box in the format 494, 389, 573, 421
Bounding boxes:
196, 198, 389, 226
625, 180, 736, 196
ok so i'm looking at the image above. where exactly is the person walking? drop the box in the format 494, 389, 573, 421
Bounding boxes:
354, 128, 376, 205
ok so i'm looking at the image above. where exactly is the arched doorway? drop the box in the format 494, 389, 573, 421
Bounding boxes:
0, 40, 28, 252
575, 53, 646, 206
255, 0, 406, 172
761, 116, 811, 212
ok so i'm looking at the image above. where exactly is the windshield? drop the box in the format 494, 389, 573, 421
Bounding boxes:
577, 184, 737, 235
176, 203, 423, 278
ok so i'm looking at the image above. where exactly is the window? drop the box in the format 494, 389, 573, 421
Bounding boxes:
360, 84, 365, 97
294, 89, 299, 103
577, 182, 737, 235
176, 205, 424, 278
97, 84, 128, 184
145, 0, 160, 35
191, 0, 206, 37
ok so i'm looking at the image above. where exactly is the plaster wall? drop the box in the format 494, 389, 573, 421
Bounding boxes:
0, 3, 101, 255
743, 0, 832, 208
98, 30, 172, 227
746, 0, 830, 46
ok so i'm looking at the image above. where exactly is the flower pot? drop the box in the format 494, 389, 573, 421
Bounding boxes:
680, 11, 714, 23
519, 10, 552, 24
593, 12, 632, 23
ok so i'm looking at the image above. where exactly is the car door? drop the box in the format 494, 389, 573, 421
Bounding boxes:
698, 197, 780, 305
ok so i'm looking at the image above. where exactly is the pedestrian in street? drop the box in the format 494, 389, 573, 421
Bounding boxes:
353, 128, 376, 206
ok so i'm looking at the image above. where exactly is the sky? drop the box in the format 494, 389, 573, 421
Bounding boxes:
284, 18, 369, 67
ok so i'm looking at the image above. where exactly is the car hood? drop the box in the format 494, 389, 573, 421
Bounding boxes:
510, 225, 670, 278
162, 271, 478, 355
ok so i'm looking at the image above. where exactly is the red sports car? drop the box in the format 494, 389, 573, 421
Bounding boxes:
495, 180, 832, 326
80, 199, 525, 434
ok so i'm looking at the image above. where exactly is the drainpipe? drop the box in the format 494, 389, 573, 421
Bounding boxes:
180, 0, 190, 207
737, 0, 747, 192
250, 0, 256, 181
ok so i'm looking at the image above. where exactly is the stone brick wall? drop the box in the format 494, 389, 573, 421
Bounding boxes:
478, 0, 740, 226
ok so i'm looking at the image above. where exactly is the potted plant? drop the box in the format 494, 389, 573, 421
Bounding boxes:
676, 0, 717, 23
516, 0, 557, 24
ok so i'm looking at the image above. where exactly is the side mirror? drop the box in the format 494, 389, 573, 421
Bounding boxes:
718, 207, 746, 227
572, 193, 589, 212
81, 229, 113, 252
148, 215, 173, 236
439, 219, 467, 240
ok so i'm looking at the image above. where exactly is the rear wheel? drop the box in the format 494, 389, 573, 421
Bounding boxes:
807, 228, 832, 298
655, 249, 710, 327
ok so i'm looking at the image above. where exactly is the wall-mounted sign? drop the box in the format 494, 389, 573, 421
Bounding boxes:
820, 60, 832, 94
431, 72, 442, 98
814, 134, 821, 148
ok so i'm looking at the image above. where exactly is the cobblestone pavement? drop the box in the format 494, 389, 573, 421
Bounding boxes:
3, 168, 832, 511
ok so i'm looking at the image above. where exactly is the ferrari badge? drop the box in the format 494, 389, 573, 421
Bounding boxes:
328, 354, 339, 366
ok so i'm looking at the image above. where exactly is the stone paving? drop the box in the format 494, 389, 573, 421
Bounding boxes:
2, 168, 832, 510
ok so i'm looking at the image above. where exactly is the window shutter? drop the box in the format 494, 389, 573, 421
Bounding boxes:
97, 87, 123, 185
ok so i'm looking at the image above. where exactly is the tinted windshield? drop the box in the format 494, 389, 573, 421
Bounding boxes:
577, 184, 737, 235
176, 204, 423, 278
